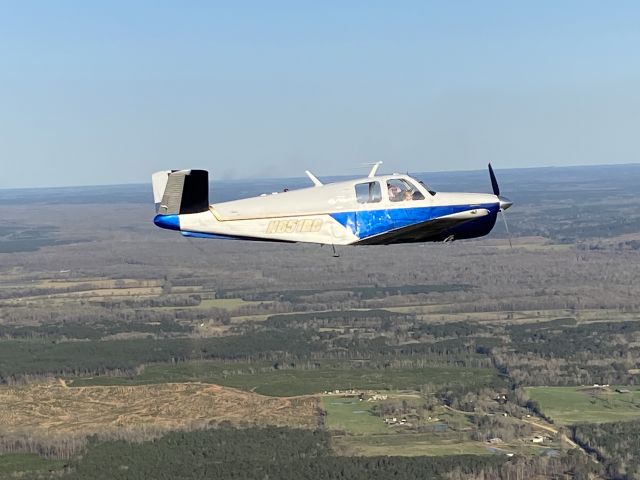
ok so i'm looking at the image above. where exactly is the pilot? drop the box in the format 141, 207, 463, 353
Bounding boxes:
388, 184, 402, 202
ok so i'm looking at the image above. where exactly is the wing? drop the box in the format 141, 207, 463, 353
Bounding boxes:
353, 208, 490, 245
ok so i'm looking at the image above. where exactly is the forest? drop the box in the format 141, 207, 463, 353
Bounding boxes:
573, 421, 640, 480
1, 164, 640, 479
60, 427, 602, 480
4, 309, 640, 390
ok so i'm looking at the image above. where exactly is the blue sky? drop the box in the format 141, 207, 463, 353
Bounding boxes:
1, 1, 639, 187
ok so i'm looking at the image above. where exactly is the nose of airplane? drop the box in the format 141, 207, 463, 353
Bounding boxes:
498, 196, 513, 211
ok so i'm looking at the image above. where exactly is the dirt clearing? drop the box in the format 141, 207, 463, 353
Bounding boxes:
0, 381, 319, 437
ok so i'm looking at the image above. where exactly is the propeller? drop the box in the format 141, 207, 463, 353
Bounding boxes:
488, 163, 513, 248
489, 163, 500, 196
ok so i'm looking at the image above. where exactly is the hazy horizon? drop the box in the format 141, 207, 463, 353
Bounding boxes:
2, 1, 639, 188
1, 161, 637, 193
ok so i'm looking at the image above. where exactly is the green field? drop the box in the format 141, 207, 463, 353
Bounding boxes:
197, 298, 268, 310
332, 433, 494, 457
322, 397, 474, 435
322, 397, 502, 457
322, 396, 389, 434
0, 453, 66, 478
69, 361, 499, 397
527, 386, 640, 424
333, 432, 559, 458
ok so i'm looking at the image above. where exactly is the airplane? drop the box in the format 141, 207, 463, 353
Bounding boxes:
152, 163, 512, 252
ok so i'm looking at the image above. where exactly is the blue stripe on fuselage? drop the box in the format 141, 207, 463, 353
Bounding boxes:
330, 203, 499, 239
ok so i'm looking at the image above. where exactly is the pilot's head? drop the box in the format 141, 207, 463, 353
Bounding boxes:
388, 185, 401, 201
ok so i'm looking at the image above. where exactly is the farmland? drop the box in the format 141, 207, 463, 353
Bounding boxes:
527, 386, 640, 425
1, 165, 640, 478
333, 434, 496, 457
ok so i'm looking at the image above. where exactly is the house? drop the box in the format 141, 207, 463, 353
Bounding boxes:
368, 394, 388, 401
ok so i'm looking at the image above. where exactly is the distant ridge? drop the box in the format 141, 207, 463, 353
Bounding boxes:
1, 163, 638, 206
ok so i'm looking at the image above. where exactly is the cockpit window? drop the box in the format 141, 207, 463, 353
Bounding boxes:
386, 179, 425, 202
355, 181, 382, 203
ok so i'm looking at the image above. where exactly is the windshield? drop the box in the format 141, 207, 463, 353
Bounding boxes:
386, 179, 426, 202
416, 179, 436, 196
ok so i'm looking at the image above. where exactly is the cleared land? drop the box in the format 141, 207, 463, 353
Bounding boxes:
333, 433, 495, 457
527, 386, 640, 424
322, 395, 471, 432
196, 298, 268, 310
0, 381, 319, 437
323, 393, 565, 458
332, 427, 562, 458
322, 396, 389, 434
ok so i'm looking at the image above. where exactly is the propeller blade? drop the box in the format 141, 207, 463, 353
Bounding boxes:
500, 209, 513, 249
488, 163, 500, 196
489, 164, 512, 248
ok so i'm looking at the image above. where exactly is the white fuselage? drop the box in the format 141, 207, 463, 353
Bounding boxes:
158, 174, 503, 245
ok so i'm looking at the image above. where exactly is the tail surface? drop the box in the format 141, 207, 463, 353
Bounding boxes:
151, 169, 209, 215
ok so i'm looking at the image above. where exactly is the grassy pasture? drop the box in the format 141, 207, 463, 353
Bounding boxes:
69, 361, 499, 397
229, 313, 271, 323
322, 395, 513, 457
37, 278, 160, 289
321, 397, 473, 436
322, 396, 388, 434
332, 433, 493, 457
197, 298, 268, 310
332, 432, 561, 457
527, 386, 640, 425
45, 286, 161, 298
384, 305, 640, 326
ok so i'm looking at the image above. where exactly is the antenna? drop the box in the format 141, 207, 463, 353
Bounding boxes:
367, 161, 383, 178
305, 170, 323, 187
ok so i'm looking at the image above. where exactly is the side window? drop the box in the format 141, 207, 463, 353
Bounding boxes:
387, 179, 425, 202
355, 181, 382, 203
